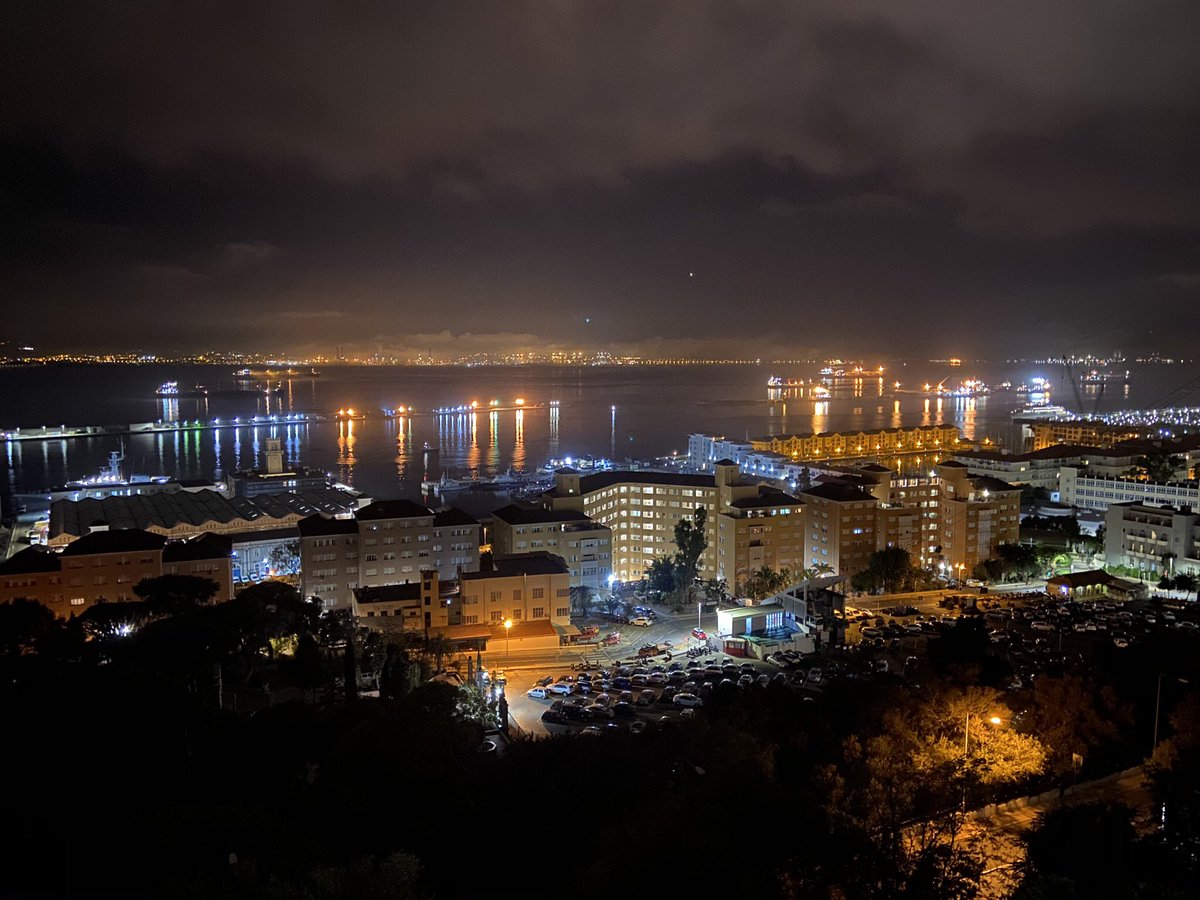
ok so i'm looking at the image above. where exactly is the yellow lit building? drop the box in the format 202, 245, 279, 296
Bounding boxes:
716, 490, 804, 591
935, 462, 1021, 575
751, 424, 961, 460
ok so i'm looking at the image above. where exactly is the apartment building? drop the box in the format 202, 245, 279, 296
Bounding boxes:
544, 462, 774, 582
489, 504, 612, 588
1104, 501, 1200, 577
800, 482, 879, 575
751, 424, 961, 460
298, 499, 480, 610
716, 490, 804, 590
935, 463, 1021, 575
0, 529, 233, 616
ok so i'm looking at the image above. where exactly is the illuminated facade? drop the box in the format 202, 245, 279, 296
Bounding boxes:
750, 424, 960, 460
489, 505, 611, 589
716, 491, 804, 590
935, 463, 1021, 575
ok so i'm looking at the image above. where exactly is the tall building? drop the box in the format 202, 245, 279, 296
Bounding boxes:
935, 462, 1021, 576
489, 504, 612, 589
715, 490, 804, 590
298, 499, 480, 610
543, 462, 775, 582
799, 482, 879, 576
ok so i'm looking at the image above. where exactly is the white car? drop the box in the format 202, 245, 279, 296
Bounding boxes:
527, 687, 549, 699
673, 692, 702, 708
629, 616, 653, 627
548, 682, 575, 695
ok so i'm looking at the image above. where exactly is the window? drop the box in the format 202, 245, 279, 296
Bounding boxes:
554, 607, 569, 618
490, 610, 504, 623
511, 609, 522, 621
512, 590, 523, 602
531, 587, 544, 599
532, 607, 545, 619
490, 590, 502, 602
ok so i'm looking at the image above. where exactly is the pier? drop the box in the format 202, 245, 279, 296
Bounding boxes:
2, 412, 320, 443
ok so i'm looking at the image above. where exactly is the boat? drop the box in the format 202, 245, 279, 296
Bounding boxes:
1011, 403, 1070, 420
234, 366, 320, 378
334, 407, 368, 421
156, 381, 208, 398
422, 468, 553, 495
1081, 369, 1130, 384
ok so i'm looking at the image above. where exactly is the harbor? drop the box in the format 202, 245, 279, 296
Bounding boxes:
1, 412, 319, 442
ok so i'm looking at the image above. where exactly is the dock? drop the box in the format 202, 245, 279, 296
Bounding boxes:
2, 413, 320, 443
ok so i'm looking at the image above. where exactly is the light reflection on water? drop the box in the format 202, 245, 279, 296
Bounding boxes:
3, 362, 1194, 509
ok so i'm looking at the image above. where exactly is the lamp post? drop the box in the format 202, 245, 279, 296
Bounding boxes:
504, 618, 513, 661
697, 601, 702, 630
1153, 673, 1189, 757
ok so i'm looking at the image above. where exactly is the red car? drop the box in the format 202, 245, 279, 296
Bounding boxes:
691, 628, 707, 640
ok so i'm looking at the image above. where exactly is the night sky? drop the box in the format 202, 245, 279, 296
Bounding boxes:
3, 2, 1198, 357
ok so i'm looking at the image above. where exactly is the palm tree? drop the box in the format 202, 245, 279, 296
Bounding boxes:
424, 634, 458, 673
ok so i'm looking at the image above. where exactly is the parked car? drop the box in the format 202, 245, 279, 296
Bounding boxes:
630, 616, 653, 627
535, 675, 554, 687
527, 687, 549, 699
673, 692, 702, 708
636, 689, 656, 706
691, 628, 708, 640
548, 682, 575, 695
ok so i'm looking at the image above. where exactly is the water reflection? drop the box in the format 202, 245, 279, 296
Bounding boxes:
337, 419, 356, 485
513, 409, 525, 472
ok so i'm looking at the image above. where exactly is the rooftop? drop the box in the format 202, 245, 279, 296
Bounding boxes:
461, 552, 570, 580
0, 546, 62, 576
356, 499, 435, 521
162, 533, 233, 562
433, 507, 478, 528
727, 490, 801, 510
61, 529, 167, 555
491, 504, 595, 526
296, 514, 358, 537
570, 469, 715, 495
801, 482, 874, 503
52, 488, 360, 539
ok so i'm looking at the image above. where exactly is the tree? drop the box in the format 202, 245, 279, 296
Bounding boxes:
853, 546, 914, 594
1135, 452, 1186, 484
742, 565, 791, 600
1022, 675, 1130, 780
1015, 802, 1139, 900
287, 632, 326, 702
133, 574, 219, 616
423, 634, 457, 673
455, 684, 498, 729
0, 598, 57, 658
569, 585, 592, 617
669, 506, 708, 609
1175, 572, 1199, 601
644, 556, 675, 596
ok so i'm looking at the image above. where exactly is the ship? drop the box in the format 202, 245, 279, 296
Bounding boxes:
1011, 403, 1070, 420
234, 366, 320, 378
1081, 369, 1130, 384
421, 468, 553, 496
156, 381, 208, 398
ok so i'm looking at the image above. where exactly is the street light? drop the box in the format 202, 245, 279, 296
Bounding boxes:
697, 601, 702, 630
1153, 673, 1189, 757
504, 618, 513, 661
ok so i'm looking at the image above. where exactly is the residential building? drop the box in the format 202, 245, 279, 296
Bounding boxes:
1030, 420, 1145, 450
751, 424, 961, 460
799, 482, 879, 576
353, 569, 457, 634
716, 490, 804, 590
457, 552, 573, 627
0, 529, 234, 616
298, 499, 480, 610
935, 463, 1021, 576
543, 461, 771, 582
489, 504, 612, 588
1104, 501, 1200, 577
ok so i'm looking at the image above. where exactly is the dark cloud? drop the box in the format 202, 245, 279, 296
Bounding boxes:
2, 1, 1198, 354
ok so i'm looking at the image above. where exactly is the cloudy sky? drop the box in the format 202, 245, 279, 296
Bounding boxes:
3, 1, 1198, 356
